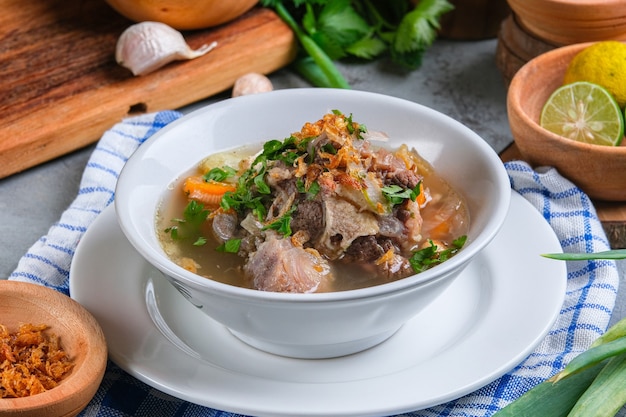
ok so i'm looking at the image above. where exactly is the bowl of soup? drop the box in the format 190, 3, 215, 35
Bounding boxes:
115, 89, 511, 359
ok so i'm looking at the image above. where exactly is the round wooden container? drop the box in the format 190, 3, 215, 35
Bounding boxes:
438, 0, 511, 40
104, 0, 259, 30
508, 0, 626, 45
0, 281, 107, 417
496, 14, 560, 86
507, 42, 626, 202
497, 0, 626, 85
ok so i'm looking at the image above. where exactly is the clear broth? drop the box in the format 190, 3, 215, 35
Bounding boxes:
157, 144, 469, 292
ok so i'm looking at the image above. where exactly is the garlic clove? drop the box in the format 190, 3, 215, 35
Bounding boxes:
232, 72, 274, 97
115, 21, 217, 76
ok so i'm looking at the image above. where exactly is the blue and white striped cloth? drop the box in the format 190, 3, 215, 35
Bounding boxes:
9, 111, 619, 417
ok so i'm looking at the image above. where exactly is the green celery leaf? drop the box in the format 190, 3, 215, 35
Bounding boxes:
345, 34, 388, 60
310, 31, 347, 61
391, 0, 453, 68
316, 0, 371, 48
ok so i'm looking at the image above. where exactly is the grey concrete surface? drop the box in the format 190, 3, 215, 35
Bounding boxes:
1, 38, 625, 414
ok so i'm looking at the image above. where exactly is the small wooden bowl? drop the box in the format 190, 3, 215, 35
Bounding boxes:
437, 0, 510, 40
105, 0, 259, 30
507, 42, 626, 202
507, 0, 626, 45
0, 281, 107, 417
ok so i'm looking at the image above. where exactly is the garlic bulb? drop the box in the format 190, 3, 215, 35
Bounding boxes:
116, 21, 217, 76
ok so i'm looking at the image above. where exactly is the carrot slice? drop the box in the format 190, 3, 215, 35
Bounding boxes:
416, 182, 427, 206
183, 176, 236, 208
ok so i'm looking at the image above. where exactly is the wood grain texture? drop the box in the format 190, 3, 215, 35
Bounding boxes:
495, 14, 559, 86
0, 0, 297, 178
500, 142, 626, 249
507, 0, 626, 45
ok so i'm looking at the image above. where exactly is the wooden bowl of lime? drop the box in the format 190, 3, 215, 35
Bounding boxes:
507, 41, 626, 202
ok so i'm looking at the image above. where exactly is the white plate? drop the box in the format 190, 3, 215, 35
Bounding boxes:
70, 191, 566, 417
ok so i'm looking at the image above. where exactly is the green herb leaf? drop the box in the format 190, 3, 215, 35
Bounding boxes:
260, 0, 452, 87
269, 1, 352, 89
296, 178, 321, 200
165, 200, 210, 241
382, 181, 421, 205
382, 184, 411, 205
409, 235, 466, 273
216, 238, 242, 253
309, 0, 371, 60
262, 206, 296, 236
391, 0, 454, 69
253, 171, 271, 194
203, 166, 237, 182
345, 34, 388, 60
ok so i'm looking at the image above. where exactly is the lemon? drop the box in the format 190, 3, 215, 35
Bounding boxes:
563, 41, 626, 108
540, 81, 624, 146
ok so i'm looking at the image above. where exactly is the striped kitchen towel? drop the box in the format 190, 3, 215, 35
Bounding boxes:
9, 111, 620, 417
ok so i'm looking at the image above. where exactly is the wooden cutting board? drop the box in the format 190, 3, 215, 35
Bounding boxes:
0, 0, 297, 179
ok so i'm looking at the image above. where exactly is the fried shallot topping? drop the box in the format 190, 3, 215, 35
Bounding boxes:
0, 323, 74, 398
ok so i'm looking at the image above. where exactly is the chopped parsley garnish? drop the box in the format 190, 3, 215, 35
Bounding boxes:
216, 238, 242, 253
296, 178, 320, 200
221, 186, 267, 221
321, 143, 338, 154
345, 113, 367, 138
218, 112, 363, 234
203, 166, 236, 182
164, 200, 210, 244
332, 110, 367, 138
262, 206, 296, 236
409, 235, 467, 273
382, 182, 421, 205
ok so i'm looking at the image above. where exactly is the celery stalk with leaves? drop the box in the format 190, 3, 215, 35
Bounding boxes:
260, 0, 454, 88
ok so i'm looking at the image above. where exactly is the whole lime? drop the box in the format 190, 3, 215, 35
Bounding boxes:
563, 41, 626, 108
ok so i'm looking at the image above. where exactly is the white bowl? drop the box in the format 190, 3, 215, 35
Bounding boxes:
115, 89, 511, 359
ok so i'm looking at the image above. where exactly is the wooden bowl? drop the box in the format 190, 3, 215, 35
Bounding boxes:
507, 42, 626, 202
0, 281, 107, 417
507, 0, 626, 45
437, 0, 510, 40
105, 0, 259, 30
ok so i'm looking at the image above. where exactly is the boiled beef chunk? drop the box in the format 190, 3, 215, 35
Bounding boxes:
370, 147, 421, 189
375, 251, 414, 280
290, 199, 324, 242
343, 236, 384, 262
244, 233, 331, 293
211, 211, 238, 242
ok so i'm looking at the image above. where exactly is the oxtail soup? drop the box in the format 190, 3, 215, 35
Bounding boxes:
157, 111, 469, 293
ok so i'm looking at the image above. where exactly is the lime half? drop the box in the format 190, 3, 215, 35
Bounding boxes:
540, 81, 624, 146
